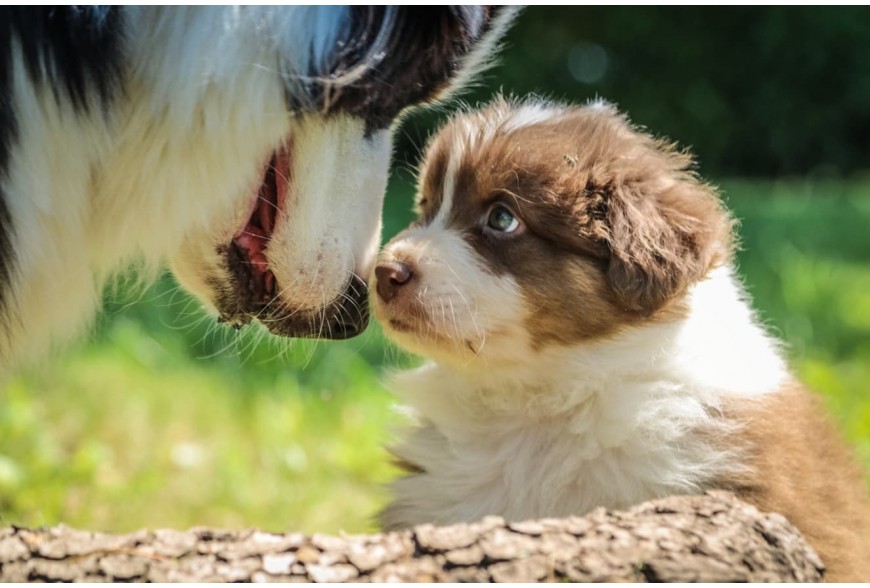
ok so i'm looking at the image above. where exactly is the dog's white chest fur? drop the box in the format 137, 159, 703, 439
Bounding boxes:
381, 267, 788, 529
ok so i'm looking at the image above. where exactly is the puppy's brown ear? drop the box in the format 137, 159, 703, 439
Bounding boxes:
605, 161, 732, 314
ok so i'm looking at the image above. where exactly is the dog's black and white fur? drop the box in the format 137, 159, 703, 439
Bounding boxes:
0, 7, 515, 372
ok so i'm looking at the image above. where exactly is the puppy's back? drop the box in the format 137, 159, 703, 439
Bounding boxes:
375, 96, 870, 580
722, 383, 870, 581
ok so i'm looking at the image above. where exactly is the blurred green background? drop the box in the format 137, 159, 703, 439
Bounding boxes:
2, 7, 869, 534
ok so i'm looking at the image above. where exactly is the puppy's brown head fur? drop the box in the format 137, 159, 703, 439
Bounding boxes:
374, 97, 734, 362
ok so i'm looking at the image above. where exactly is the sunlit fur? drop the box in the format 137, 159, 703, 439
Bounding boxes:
0, 7, 516, 372
373, 97, 870, 581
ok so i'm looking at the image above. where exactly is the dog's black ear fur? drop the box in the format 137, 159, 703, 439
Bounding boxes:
317, 7, 518, 132
603, 151, 733, 315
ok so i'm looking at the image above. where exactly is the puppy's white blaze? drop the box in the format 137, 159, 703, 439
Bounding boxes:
268, 119, 391, 310
456, 118, 479, 151
384, 265, 789, 528
433, 149, 461, 229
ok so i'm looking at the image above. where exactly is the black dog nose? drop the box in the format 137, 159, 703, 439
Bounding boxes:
375, 260, 414, 302
325, 274, 370, 339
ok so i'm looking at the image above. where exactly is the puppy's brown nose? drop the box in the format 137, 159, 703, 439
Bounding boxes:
375, 260, 414, 303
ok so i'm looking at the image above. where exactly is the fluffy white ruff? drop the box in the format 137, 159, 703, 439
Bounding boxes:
382, 265, 788, 529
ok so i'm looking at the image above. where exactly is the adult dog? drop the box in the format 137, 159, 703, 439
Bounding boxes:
0, 6, 514, 372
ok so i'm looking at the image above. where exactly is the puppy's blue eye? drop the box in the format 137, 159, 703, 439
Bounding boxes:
487, 206, 520, 233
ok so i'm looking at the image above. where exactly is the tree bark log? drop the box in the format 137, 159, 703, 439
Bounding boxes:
0, 491, 824, 582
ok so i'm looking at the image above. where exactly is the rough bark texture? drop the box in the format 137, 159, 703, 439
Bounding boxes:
0, 491, 824, 582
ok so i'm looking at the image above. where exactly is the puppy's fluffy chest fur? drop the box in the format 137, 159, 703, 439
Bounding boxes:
383, 266, 784, 527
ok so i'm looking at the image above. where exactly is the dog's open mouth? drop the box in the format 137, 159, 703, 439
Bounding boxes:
213, 144, 369, 340
230, 149, 289, 305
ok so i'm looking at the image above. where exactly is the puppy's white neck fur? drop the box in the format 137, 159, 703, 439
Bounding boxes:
384, 265, 789, 527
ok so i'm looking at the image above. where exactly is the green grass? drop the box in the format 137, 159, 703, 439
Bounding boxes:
0, 320, 406, 534
1, 177, 868, 534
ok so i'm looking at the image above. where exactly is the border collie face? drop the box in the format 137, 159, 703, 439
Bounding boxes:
0, 7, 516, 369
372, 97, 733, 369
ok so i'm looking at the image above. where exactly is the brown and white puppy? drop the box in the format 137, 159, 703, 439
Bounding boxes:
371, 97, 870, 581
